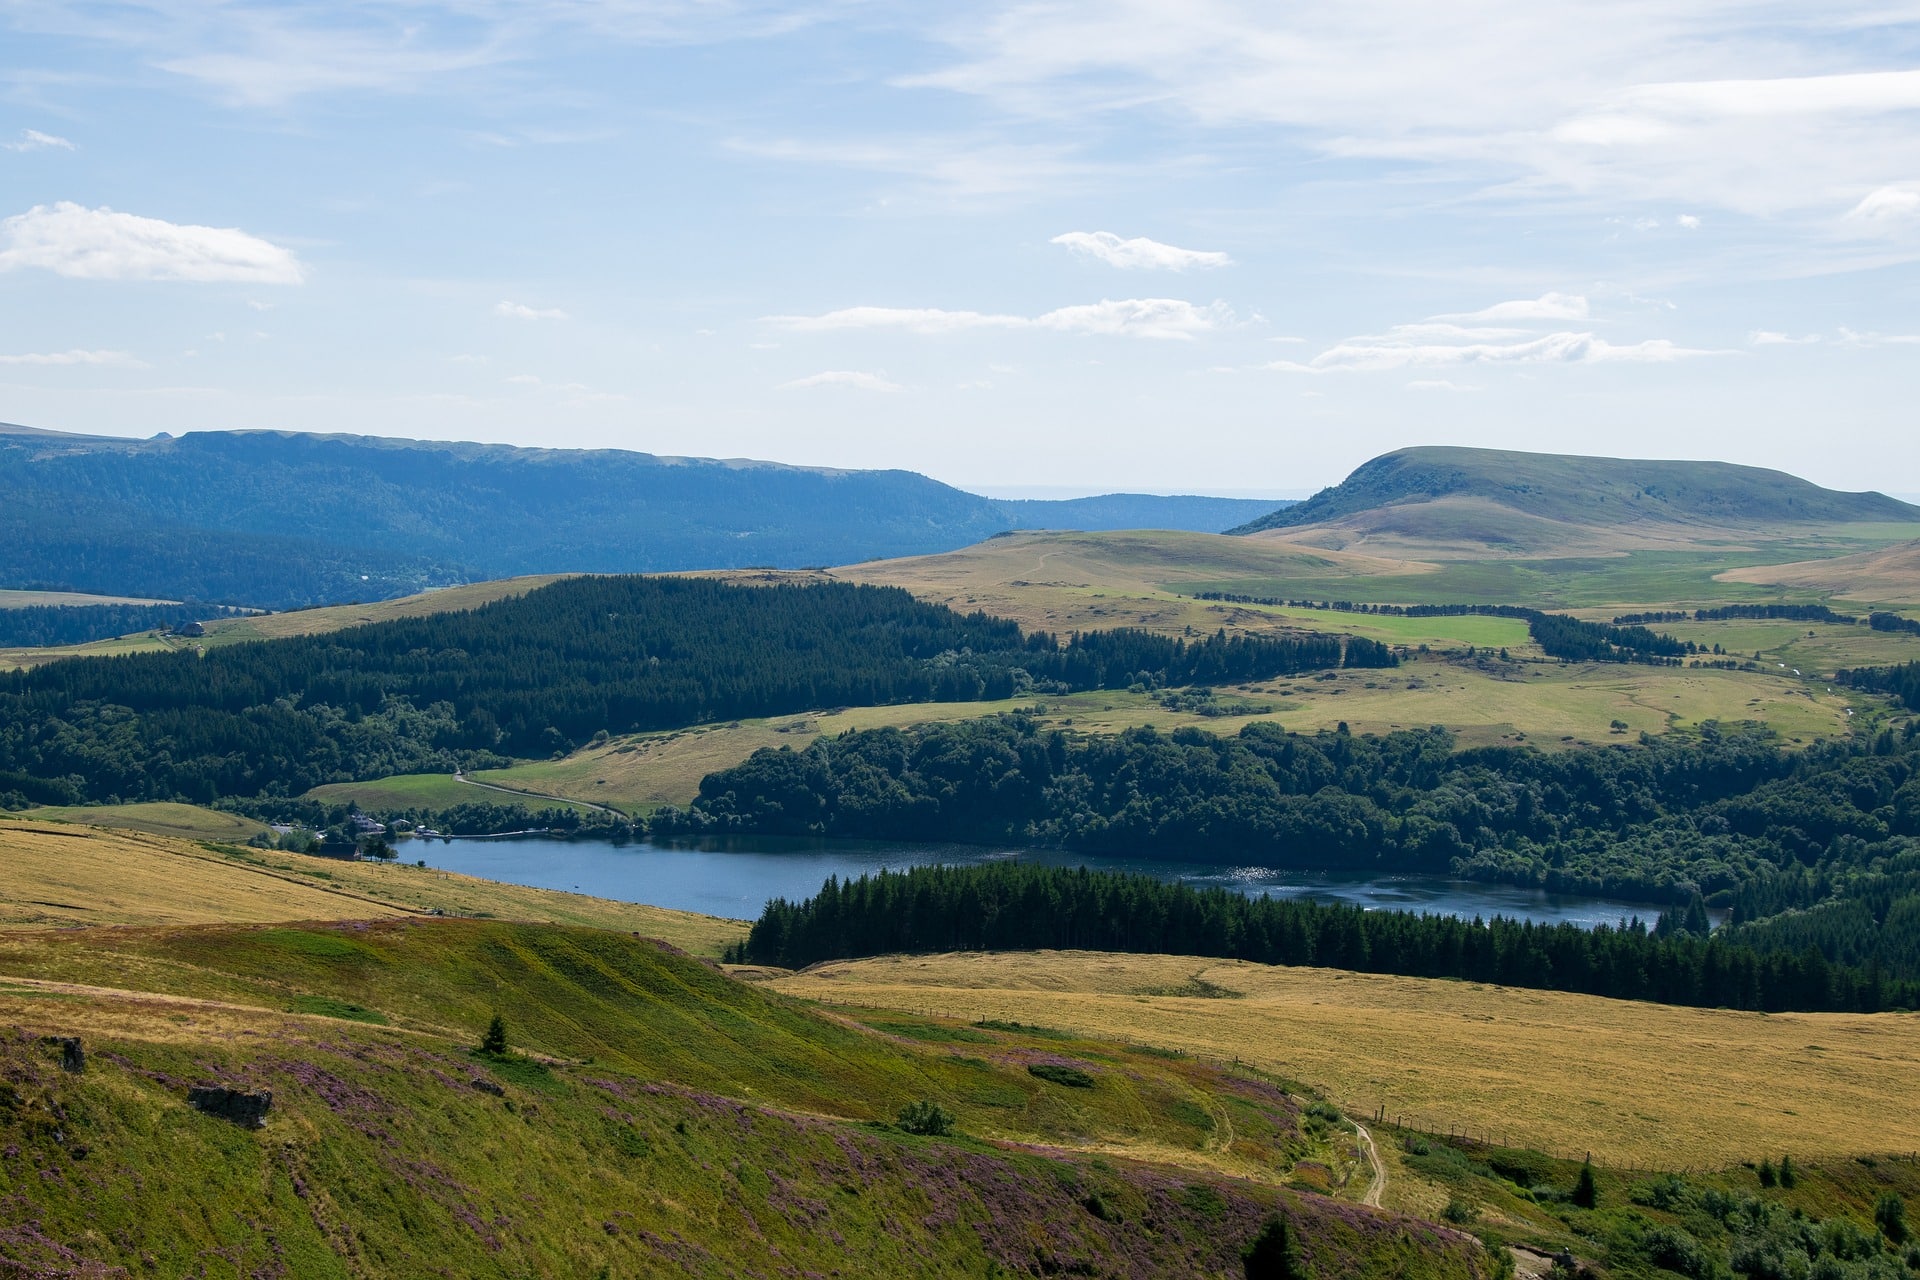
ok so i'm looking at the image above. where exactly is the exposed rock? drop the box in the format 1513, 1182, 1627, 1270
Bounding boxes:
469, 1077, 505, 1097
188, 1085, 273, 1129
58, 1037, 84, 1075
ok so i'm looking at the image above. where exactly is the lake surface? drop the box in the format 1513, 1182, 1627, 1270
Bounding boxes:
415, 834, 1669, 928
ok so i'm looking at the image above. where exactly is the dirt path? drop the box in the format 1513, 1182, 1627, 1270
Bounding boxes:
452, 771, 621, 817
1351, 1117, 1386, 1207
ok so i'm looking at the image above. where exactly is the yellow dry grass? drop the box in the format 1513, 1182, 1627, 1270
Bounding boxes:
0, 817, 746, 955
19, 802, 270, 843
767, 951, 1920, 1168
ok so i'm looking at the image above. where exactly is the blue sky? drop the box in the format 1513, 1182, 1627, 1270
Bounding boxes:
2, 2, 1918, 496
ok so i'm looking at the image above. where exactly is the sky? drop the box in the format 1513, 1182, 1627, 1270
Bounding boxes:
1, 2, 1918, 497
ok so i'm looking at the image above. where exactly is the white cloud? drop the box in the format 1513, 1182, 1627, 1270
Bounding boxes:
1273, 330, 1720, 373
768, 298, 1226, 340
493, 300, 568, 320
3, 129, 73, 152
1408, 379, 1479, 392
1749, 331, 1819, 345
1846, 186, 1920, 227
1838, 328, 1920, 346
1677, 214, 1701, 229
1436, 293, 1590, 323
778, 370, 904, 392
0, 348, 144, 366
1051, 231, 1230, 270
0, 203, 303, 283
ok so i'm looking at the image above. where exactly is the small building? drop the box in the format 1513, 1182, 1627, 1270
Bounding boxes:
177, 621, 206, 638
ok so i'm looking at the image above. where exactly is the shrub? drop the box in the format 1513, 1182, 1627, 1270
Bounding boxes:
1028, 1063, 1095, 1089
895, 1101, 954, 1137
1778, 1154, 1797, 1189
1442, 1198, 1478, 1224
1641, 1225, 1712, 1279
1758, 1158, 1778, 1188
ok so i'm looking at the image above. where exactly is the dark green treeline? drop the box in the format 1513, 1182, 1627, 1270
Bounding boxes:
731, 863, 1914, 1014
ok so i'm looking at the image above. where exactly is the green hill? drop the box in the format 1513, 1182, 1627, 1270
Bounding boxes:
1230, 447, 1919, 542
0, 917, 1488, 1277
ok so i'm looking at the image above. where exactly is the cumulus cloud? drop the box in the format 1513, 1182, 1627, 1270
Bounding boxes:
1272, 331, 1720, 373
493, 300, 568, 320
0, 203, 303, 283
3, 130, 73, 152
777, 370, 904, 392
0, 348, 145, 367
768, 298, 1226, 340
1436, 293, 1590, 323
1678, 214, 1702, 229
1051, 231, 1230, 270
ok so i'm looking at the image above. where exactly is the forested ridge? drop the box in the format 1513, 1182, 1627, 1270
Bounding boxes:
729, 863, 1914, 1013
671, 715, 1920, 980
0, 576, 1383, 805
1838, 661, 1920, 712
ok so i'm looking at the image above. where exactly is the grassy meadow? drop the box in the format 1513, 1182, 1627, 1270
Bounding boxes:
765, 951, 1920, 1171
0, 816, 744, 952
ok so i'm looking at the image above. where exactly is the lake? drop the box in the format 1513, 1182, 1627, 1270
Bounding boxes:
414, 834, 1671, 928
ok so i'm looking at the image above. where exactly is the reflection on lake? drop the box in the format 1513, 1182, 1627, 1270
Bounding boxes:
418, 834, 1668, 928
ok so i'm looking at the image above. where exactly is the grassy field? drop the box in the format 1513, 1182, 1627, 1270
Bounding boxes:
1721, 537, 1920, 606
17, 801, 270, 842
0, 587, 181, 607
304, 770, 606, 818
0, 816, 745, 953
765, 951, 1920, 1170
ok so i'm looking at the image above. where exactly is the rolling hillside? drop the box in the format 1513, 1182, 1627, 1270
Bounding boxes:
0, 424, 1281, 609
1229, 446, 1920, 557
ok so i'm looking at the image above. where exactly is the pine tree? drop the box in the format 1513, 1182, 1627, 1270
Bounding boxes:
480, 1012, 508, 1056
1572, 1158, 1599, 1208
1243, 1216, 1305, 1280
1876, 1193, 1909, 1244
1778, 1154, 1797, 1188
1758, 1158, 1777, 1188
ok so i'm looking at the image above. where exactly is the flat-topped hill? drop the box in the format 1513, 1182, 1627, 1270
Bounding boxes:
0, 423, 1279, 609
1230, 447, 1919, 555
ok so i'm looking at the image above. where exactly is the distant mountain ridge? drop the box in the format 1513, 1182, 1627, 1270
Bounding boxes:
0, 425, 1284, 609
1228, 446, 1918, 551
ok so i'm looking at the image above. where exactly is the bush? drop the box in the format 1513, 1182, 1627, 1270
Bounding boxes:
1028, 1063, 1095, 1088
1442, 1198, 1478, 1224
895, 1100, 954, 1137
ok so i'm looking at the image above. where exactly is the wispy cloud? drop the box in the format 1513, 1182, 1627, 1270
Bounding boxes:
1749, 331, 1819, 345
0, 203, 303, 283
1845, 185, 1920, 228
778, 370, 903, 391
0, 348, 145, 366
493, 300, 568, 320
2, 129, 73, 152
768, 298, 1227, 340
1272, 331, 1721, 373
1051, 231, 1229, 270
1838, 328, 1920, 346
